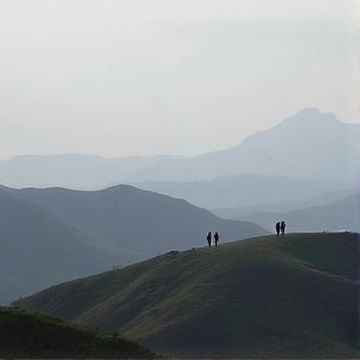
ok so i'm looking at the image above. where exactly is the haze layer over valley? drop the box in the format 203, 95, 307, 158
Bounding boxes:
1, 108, 358, 190
1, 108, 358, 235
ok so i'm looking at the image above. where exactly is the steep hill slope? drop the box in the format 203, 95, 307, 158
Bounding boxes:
237, 192, 360, 233
8, 185, 269, 254
15, 232, 360, 358
0, 190, 144, 304
0, 306, 159, 358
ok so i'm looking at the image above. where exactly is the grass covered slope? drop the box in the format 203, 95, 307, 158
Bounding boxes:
15, 232, 360, 358
0, 307, 160, 358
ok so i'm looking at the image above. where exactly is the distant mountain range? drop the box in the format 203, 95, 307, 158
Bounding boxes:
7, 185, 268, 254
15, 232, 360, 358
0, 108, 358, 189
130, 175, 353, 210
0, 185, 267, 303
232, 192, 360, 233
137, 108, 360, 182
212, 189, 354, 217
126, 108, 358, 182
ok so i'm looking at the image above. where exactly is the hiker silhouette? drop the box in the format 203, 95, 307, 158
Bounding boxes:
214, 231, 219, 246
207, 232, 212, 247
275, 221, 280, 236
280, 221, 286, 235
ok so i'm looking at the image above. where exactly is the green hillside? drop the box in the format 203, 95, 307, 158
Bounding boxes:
0, 306, 160, 358
15, 232, 360, 358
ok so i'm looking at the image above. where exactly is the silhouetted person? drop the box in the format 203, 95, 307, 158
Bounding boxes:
207, 232, 212, 247
214, 231, 219, 246
275, 221, 280, 236
281, 221, 286, 235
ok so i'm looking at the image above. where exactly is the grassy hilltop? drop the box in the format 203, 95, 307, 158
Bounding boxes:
15, 232, 360, 358
0, 306, 160, 358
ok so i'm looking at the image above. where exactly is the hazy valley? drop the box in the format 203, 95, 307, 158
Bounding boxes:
1, 108, 358, 191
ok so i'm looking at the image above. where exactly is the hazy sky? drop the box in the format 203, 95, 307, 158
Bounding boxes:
0, 0, 358, 159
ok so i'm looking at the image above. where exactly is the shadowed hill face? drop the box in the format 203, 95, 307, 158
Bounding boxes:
9, 184, 269, 254
0, 306, 160, 358
15, 232, 360, 358
0, 190, 145, 304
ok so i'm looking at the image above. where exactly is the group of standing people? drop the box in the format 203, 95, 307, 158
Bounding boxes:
206, 231, 219, 247
275, 220, 286, 236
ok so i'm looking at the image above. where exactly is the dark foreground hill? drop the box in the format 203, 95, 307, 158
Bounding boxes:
15, 232, 360, 358
0, 190, 144, 304
8, 184, 269, 254
0, 306, 160, 358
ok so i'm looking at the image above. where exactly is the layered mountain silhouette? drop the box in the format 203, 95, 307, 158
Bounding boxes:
15, 232, 360, 358
0, 189, 144, 304
0, 185, 267, 303
213, 189, 354, 218
7, 185, 268, 255
234, 192, 360, 233
126, 107, 358, 182
130, 174, 352, 209
0, 108, 358, 189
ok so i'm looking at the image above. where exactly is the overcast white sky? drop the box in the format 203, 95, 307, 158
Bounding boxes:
0, 0, 358, 159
